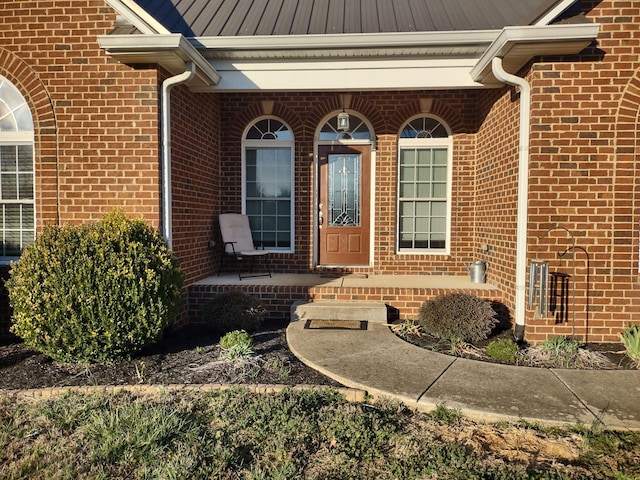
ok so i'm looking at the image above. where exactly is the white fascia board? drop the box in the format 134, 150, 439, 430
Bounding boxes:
98, 34, 221, 86
535, 0, 578, 26
104, 0, 170, 34
195, 30, 500, 54
471, 23, 600, 83
195, 58, 484, 92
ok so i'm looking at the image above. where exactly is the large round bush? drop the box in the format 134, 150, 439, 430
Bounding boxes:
6, 210, 183, 362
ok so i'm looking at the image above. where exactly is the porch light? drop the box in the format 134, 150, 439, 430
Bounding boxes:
337, 111, 350, 131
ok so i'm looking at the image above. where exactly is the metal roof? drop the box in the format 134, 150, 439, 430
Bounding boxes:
130, 0, 564, 38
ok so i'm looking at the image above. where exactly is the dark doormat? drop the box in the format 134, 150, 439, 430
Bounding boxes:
304, 319, 368, 330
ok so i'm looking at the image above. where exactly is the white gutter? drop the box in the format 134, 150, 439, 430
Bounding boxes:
161, 62, 196, 249
491, 57, 531, 342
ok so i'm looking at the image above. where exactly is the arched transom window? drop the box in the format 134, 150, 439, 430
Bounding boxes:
0, 76, 34, 261
242, 117, 294, 251
397, 115, 452, 254
318, 112, 371, 142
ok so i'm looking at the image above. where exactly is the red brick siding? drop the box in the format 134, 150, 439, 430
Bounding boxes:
167, 78, 221, 286
0, 0, 162, 227
217, 91, 483, 277
187, 283, 502, 324
524, 0, 640, 342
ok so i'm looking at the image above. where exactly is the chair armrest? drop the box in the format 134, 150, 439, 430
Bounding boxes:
223, 241, 238, 255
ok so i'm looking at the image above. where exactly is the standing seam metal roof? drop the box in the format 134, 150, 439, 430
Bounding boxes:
131, 0, 565, 37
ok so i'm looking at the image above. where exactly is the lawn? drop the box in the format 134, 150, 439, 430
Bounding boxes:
1, 388, 639, 479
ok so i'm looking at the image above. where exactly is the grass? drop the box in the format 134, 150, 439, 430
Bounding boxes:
1, 389, 639, 479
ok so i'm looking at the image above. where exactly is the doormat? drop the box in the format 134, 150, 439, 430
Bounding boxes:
304, 319, 368, 330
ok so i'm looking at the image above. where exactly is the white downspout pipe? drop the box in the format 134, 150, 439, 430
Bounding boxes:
161, 62, 195, 249
491, 57, 531, 342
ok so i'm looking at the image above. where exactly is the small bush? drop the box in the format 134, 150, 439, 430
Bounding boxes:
219, 330, 253, 349
486, 338, 519, 364
202, 291, 266, 334
6, 210, 183, 363
540, 336, 580, 368
417, 293, 498, 343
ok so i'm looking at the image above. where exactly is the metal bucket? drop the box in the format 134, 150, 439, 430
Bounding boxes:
466, 260, 487, 284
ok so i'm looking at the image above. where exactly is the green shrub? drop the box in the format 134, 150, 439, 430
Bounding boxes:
486, 338, 519, 364
417, 293, 498, 343
6, 210, 183, 363
202, 291, 266, 334
620, 325, 640, 368
219, 329, 253, 349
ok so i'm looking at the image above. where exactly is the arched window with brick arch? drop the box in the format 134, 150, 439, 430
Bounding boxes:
242, 116, 294, 252
397, 115, 452, 254
0, 75, 34, 262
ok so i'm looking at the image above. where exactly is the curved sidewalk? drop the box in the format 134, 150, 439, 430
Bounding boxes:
287, 320, 640, 430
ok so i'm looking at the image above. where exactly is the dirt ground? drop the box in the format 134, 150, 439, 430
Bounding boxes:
0, 319, 341, 390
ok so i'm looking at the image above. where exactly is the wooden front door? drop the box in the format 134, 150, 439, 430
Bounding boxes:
318, 145, 371, 266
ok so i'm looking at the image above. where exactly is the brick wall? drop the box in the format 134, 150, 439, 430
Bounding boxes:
0, 0, 162, 228
168, 80, 221, 287
0, 0, 163, 333
217, 91, 483, 277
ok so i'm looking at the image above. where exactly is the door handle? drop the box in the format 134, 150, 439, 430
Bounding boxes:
318, 203, 324, 229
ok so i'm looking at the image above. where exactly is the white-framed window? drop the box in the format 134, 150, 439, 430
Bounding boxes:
242, 117, 294, 252
0, 75, 35, 263
397, 115, 452, 254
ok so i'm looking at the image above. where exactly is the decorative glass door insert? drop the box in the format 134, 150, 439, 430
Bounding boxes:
328, 153, 360, 227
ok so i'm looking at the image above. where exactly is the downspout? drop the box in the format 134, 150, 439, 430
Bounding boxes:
161, 62, 195, 249
491, 57, 531, 342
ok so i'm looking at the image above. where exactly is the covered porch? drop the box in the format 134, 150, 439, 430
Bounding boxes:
186, 273, 502, 325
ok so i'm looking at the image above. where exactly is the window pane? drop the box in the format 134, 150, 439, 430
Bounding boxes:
400, 202, 414, 216
433, 166, 447, 182
434, 148, 447, 164
397, 143, 449, 251
432, 201, 446, 217
432, 183, 446, 198
18, 173, 33, 199
416, 183, 430, 197
244, 122, 293, 250
400, 183, 414, 198
1, 146, 16, 172
1, 174, 17, 199
401, 217, 414, 234
415, 201, 430, 216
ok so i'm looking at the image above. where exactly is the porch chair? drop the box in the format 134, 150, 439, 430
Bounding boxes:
218, 213, 272, 280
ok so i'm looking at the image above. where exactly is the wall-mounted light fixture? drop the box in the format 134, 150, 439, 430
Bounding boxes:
337, 110, 350, 131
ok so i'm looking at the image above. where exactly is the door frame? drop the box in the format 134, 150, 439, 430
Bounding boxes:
313, 139, 376, 268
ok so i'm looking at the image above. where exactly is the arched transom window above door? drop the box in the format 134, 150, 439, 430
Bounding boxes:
318, 111, 372, 142
242, 117, 294, 252
397, 115, 452, 254
0, 75, 35, 262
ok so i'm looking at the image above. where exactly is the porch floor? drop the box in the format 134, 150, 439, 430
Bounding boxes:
194, 273, 498, 290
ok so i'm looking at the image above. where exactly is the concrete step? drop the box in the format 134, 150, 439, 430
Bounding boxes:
292, 300, 388, 323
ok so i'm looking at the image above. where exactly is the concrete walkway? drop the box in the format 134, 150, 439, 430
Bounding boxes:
287, 320, 640, 430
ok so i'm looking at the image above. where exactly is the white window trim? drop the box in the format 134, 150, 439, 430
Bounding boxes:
241, 116, 295, 253
0, 138, 35, 265
396, 136, 453, 256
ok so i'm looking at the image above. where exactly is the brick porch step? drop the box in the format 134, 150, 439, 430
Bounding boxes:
292, 300, 388, 324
